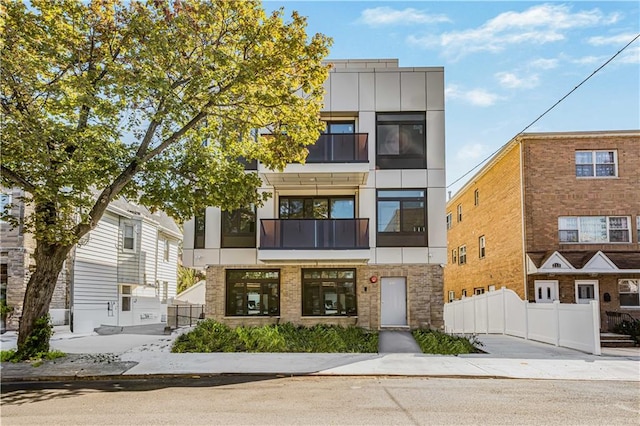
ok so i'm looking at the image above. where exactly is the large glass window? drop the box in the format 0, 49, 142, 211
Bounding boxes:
377, 190, 427, 247
194, 211, 206, 249
302, 269, 356, 316
459, 245, 467, 264
221, 206, 256, 248
376, 113, 426, 169
619, 279, 640, 307
279, 196, 354, 219
575, 150, 617, 177
559, 216, 631, 243
226, 270, 280, 316
123, 224, 135, 251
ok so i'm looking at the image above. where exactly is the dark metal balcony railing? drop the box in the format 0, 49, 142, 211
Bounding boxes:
260, 219, 369, 249
306, 133, 368, 163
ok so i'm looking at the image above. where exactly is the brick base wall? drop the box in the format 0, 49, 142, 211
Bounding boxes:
205, 263, 444, 331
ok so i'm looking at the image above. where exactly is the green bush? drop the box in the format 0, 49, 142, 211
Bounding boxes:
412, 329, 482, 355
613, 320, 640, 345
1, 348, 66, 363
172, 320, 378, 353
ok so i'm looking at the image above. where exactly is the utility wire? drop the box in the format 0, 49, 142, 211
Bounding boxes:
447, 33, 640, 190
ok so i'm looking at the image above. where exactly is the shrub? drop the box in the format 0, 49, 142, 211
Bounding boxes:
613, 320, 640, 345
412, 329, 482, 355
171, 320, 378, 353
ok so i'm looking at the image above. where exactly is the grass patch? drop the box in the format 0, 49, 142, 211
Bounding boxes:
412, 329, 482, 355
1, 348, 66, 364
172, 320, 378, 353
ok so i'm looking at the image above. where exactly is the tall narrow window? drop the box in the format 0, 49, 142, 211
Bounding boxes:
121, 285, 131, 312
376, 113, 426, 169
446, 213, 452, 230
123, 225, 135, 251
194, 211, 206, 249
163, 239, 170, 262
461, 289, 467, 298
474, 189, 479, 206
457, 204, 462, 222
451, 249, 457, 264
479, 235, 486, 259
448, 290, 455, 303
459, 245, 467, 265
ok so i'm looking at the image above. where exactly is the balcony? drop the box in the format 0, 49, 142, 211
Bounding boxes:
258, 219, 370, 262
259, 133, 369, 187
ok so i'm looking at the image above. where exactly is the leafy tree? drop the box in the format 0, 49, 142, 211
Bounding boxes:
177, 265, 205, 295
1, 0, 331, 359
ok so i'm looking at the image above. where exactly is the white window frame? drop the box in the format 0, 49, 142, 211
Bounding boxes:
451, 249, 457, 264
458, 245, 467, 265
457, 204, 462, 222
479, 235, 486, 259
163, 239, 170, 262
619, 279, 640, 308
121, 285, 132, 312
448, 290, 455, 303
575, 150, 618, 178
474, 287, 485, 295
461, 289, 467, 298
575, 280, 599, 304
123, 224, 136, 251
474, 189, 479, 206
559, 216, 631, 243
446, 213, 452, 230
0, 193, 11, 223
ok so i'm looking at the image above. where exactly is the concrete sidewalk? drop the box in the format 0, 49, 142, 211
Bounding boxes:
1, 327, 639, 382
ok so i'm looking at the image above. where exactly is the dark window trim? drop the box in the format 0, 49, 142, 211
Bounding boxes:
225, 269, 280, 317
376, 189, 428, 247
221, 207, 256, 248
279, 196, 356, 220
301, 268, 357, 317
194, 211, 206, 249
376, 112, 426, 170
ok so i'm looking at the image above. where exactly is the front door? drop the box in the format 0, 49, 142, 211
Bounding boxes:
575, 280, 599, 304
534, 280, 558, 303
381, 277, 407, 327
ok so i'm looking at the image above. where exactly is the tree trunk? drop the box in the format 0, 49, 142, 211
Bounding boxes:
16, 243, 70, 358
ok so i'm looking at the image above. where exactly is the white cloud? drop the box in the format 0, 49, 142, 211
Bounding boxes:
359, 7, 451, 26
572, 55, 607, 65
495, 71, 540, 89
455, 143, 490, 161
446, 84, 502, 107
529, 58, 559, 70
409, 4, 620, 59
588, 33, 639, 46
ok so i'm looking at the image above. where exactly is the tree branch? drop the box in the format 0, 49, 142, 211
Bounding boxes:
0, 166, 36, 193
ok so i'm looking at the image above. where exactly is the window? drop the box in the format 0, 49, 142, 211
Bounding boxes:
376, 113, 426, 169
479, 235, 486, 259
0, 193, 10, 222
161, 281, 169, 304
194, 211, 206, 249
302, 269, 357, 316
121, 285, 131, 312
448, 290, 455, 303
575, 150, 617, 177
461, 289, 467, 298
226, 270, 280, 316
123, 224, 135, 251
451, 249, 457, 264
279, 196, 354, 219
446, 213, 452, 230
474, 287, 485, 295
637, 216, 640, 242
459, 245, 467, 264
457, 204, 462, 222
575, 280, 598, 304
474, 189, 479, 206
559, 216, 631, 243
619, 279, 639, 307
377, 190, 427, 247
221, 206, 256, 248
163, 240, 170, 262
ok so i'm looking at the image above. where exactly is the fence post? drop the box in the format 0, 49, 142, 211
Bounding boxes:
553, 300, 560, 347
591, 300, 602, 356
485, 292, 489, 334
524, 300, 529, 340
501, 287, 507, 335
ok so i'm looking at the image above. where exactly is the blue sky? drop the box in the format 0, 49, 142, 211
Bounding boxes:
267, 1, 640, 193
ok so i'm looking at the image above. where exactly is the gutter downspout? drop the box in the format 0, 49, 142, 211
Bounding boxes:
519, 139, 528, 300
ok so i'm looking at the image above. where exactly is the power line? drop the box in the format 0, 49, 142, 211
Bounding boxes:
447, 33, 640, 190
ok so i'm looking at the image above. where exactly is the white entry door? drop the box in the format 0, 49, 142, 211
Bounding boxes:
534, 280, 559, 303
381, 277, 407, 327
575, 280, 599, 304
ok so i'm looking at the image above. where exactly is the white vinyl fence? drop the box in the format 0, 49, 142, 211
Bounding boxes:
444, 287, 601, 355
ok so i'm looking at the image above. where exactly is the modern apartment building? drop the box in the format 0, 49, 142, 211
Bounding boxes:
444, 131, 640, 329
182, 59, 446, 330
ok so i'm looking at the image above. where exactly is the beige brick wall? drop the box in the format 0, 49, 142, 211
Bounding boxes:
205, 263, 443, 330
522, 134, 640, 252
444, 142, 526, 300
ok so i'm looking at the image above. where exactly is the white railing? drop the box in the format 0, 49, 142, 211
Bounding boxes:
444, 287, 601, 355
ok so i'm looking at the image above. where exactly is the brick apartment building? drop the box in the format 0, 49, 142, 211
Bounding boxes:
182, 59, 447, 330
444, 131, 640, 330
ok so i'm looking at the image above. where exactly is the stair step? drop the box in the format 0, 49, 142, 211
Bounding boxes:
601, 339, 637, 348
600, 333, 634, 341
